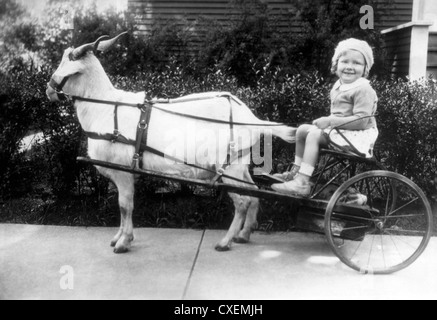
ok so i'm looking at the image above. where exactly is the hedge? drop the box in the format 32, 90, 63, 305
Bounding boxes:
1, 65, 436, 230
2, 65, 437, 197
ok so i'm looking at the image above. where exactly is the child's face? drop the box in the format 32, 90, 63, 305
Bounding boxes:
336, 50, 366, 84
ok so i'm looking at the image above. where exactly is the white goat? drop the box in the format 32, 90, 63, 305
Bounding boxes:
46, 33, 296, 253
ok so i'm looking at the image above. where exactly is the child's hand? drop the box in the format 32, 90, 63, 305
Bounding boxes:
313, 117, 331, 129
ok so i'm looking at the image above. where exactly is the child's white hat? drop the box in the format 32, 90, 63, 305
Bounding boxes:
332, 38, 374, 76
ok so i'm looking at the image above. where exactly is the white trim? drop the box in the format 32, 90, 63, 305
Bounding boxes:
410, 25, 431, 81
412, 0, 425, 21
381, 21, 434, 34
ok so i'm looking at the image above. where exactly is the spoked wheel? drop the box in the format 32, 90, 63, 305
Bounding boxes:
325, 171, 433, 274
311, 150, 386, 200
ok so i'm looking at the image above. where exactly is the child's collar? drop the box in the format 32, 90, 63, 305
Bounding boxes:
333, 78, 369, 91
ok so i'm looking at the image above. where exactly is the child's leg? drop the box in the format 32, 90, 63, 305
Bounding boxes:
295, 124, 317, 163
296, 127, 328, 183
274, 124, 315, 181
272, 127, 328, 195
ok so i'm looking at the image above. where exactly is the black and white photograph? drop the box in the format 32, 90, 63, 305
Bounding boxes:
1, 0, 436, 303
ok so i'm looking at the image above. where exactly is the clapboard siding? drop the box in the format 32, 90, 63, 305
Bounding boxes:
377, 0, 413, 29
128, 0, 414, 60
129, 0, 300, 32
428, 32, 437, 78
128, 0, 413, 31
384, 26, 412, 77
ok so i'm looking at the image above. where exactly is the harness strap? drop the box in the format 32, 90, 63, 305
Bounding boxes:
228, 96, 235, 162
211, 96, 239, 184
72, 96, 142, 108
83, 131, 256, 187
71, 96, 285, 127
50, 76, 286, 127
151, 104, 285, 127
49, 78, 70, 101
112, 105, 120, 142
132, 105, 153, 169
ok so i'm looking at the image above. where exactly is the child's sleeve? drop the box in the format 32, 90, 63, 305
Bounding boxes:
330, 85, 377, 130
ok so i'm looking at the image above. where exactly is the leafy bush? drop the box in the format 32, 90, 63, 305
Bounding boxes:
3, 63, 437, 196
1, 60, 437, 230
374, 79, 437, 190
0, 67, 105, 200
0, 70, 48, 198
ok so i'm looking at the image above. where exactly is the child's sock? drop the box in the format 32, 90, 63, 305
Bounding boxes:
297, 163, 315, 184
294, 156, 302, 167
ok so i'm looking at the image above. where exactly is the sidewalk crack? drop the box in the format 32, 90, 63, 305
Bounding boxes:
182, 229, 205, 300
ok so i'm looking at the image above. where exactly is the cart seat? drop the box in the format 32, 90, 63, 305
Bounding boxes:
320, 148, 379, 165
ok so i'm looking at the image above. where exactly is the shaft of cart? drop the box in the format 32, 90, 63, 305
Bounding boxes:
77, 156, 433, 275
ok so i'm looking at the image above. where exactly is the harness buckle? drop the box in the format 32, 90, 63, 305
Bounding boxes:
229, 141, 237, 151
216, 166, 229, 176
56, 90, 70, 102
138, 120, 148, 130
131, 153, 141, 169
111, 130, 120, 143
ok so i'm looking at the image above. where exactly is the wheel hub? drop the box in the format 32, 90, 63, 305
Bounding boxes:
375, 220, 384, 230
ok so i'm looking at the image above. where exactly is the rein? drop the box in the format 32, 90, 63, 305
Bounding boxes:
49, 77, 263, 186
48, 74, 286, 127
61, 95, 287, 127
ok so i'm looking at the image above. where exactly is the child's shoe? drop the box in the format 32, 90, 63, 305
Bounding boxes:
271, 179, 311, 196
273, 165, 299, 182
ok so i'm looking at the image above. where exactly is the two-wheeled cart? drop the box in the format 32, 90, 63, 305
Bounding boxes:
78, 135, 434, 274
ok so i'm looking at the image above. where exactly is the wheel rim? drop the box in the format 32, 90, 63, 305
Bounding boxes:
325, 171, 433, 274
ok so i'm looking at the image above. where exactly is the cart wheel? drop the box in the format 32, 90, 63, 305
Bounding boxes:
324, 170, 433, 274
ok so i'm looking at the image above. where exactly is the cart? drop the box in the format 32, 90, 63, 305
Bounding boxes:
77, 125, 434, 274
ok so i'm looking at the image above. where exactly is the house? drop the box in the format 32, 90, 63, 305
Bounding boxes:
128, 0, 435, 80
382, 0, 437, 80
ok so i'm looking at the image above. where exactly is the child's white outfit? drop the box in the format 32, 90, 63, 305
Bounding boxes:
272, 38, 378, 196
326, 78, 378, 157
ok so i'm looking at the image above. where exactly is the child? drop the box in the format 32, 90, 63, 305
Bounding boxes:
272, 38, 378, 196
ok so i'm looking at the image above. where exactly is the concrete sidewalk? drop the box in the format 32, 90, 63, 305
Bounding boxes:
0, 224, 436, 300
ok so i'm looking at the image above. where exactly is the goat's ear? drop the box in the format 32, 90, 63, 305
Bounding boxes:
96, 31, 128, 54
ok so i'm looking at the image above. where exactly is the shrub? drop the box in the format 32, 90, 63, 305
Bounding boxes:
374, 79, 437, 191
2, 59, 437, 230
0, 69, 48, 199
0, 67, 105, 200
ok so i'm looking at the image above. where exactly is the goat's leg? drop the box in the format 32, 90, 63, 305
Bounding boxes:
215, 192, 249, 251
215, 165, 259, 251
233, 169, 259, 243
110, 172, 135, 254
110, 226, 124, 247
233, 196, 259, 244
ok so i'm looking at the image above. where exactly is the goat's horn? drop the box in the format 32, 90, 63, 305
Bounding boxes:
96, 31, 128, 53
70, 35, 110, 60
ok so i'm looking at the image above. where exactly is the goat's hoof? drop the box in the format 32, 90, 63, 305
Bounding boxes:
215, 243, 231, 252
113, 246, 129, 254
110, 240, 117, 247
233, 236, 249, 244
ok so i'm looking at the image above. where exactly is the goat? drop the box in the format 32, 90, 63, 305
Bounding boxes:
46, 32, 296, 253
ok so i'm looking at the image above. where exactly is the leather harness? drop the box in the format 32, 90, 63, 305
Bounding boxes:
48, 76, 280, 186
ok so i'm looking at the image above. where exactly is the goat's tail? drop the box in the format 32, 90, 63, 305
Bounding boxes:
270, 125, 297, 144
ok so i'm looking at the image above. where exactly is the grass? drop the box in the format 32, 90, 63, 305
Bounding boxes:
0, 181, 299, 232
2, 177, 436, 235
